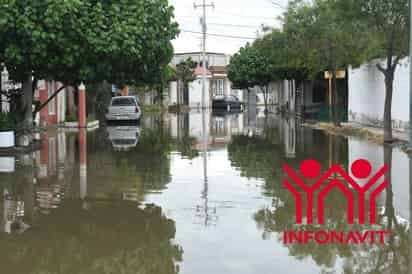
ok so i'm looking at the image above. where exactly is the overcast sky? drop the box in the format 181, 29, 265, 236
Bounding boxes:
170, 0, 290, 54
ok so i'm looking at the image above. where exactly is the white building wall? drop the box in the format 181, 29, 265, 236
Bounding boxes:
188, 109, 211, 140
172, 53, 230, 67
57, 83, 66, 123
169, 113, 178, 138
169, 81, 178, 105
188, 77, 211, 109
231, 88, 244, 102
348, 138, 409, 221
1, 95, 9, 112
348, 58, 410, 131
269, 80, 295, 111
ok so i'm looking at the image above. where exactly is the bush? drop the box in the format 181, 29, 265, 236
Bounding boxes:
143, 104, 164, 113
0, 112, 14, 131
66, 114, 78, 122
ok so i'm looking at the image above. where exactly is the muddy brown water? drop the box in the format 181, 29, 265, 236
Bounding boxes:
0, 111, 410, 274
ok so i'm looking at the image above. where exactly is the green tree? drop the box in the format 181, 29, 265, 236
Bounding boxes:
339, 0, 409, 142
175, 58, 196, 107
153, 65, 177, 105
283, 0, 370, 125
0, 0, 179, 127
228, 44, 273, 114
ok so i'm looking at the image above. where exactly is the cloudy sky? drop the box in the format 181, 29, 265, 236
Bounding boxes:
170, 0, 290, 54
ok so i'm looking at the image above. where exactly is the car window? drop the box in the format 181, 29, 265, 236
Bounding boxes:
111, 98, 136, 106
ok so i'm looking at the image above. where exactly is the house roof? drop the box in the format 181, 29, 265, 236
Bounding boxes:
194, 66, 212, 76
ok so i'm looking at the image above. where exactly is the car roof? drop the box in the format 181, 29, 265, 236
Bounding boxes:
112, 96, 136, 100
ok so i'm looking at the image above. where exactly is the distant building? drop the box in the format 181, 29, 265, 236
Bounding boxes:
35, 80, 67, 126
168, 52, 244, 108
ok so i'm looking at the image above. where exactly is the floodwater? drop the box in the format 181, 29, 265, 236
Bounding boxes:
0, 109, 410, 274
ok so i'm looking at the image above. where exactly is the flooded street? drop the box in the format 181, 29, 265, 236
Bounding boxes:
0, 110, 410, 274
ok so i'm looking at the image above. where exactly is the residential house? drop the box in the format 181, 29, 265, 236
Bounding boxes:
35, 80, 67, 126
168, 52, 244, 109
268, 76, 347, 119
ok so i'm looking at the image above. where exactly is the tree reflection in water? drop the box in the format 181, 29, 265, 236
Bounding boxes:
0, 201, 182, 274
0, 115, 183, 274
229, 124, 409, 274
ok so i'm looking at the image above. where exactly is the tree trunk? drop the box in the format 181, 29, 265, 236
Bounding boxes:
332, 70, 340, 127
21, 74, 33, 128
262, 86, 268, 115
158, 83, 163, 106
383, 145, 395, 229
184, 82, 189, 106
383, 71, 394, 142
176, 80, 180, 107
90, 93, 96, 119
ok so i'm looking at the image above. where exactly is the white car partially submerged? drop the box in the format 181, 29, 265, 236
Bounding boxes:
106, 96, 141, 122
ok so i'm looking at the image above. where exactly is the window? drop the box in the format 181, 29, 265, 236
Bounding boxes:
48, 81, 56, 114
111, 97, 137, 106
213, 79, 225, 96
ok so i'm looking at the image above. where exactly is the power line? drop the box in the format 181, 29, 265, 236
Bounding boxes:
268, 0, 288, 10
179, 17, 278, 29
181, 29, 256, 40
178, 13, 276, 20
210, 10, 278, 20
207, 22, 265, 29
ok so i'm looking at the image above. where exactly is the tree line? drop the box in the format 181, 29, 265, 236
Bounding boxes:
228, 0, 409, 143
0, 0, 179, 128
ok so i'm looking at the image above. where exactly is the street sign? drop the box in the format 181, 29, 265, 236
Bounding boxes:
324, 71, 346, 118
324, 70, 346, 79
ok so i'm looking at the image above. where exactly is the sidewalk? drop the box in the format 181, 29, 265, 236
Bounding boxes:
304, 121, 412, 153
343, 122, 409, 143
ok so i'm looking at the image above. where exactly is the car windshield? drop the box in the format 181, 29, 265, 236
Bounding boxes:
111, 98, 136, 107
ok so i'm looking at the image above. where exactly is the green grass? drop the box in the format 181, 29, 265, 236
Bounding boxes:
65, 114, 96, 122
142, 104, 164, 113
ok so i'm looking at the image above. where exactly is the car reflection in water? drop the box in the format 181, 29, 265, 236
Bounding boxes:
212, 95, 243, 112
106, 123, 141, 151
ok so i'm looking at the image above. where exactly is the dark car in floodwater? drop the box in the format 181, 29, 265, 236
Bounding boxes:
212, 95, 243, 111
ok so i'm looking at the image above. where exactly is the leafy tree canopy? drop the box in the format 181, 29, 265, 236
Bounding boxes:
227, 44, 273, 90
0, 0, 179, 86
175, 57, 196, 84
283, 0, 370, 77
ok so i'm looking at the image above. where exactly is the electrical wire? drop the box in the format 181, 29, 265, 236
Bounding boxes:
181, 29, 256, 40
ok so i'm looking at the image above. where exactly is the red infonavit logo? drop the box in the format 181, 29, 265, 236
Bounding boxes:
282, 159, 391, 245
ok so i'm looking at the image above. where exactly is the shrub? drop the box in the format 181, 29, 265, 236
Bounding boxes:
66, 114, 78, 122
0, 112, 14, 131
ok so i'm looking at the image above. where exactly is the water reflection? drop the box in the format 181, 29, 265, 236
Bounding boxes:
229, 117, 410, 273
0, 202, 182, 274
106, 124, 141, 151
0, 110, 411, 273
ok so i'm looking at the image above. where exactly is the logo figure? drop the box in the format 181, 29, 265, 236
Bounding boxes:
283, 159, 388, 225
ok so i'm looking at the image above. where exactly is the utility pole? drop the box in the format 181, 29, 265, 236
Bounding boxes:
194, 0, 214, 109
194, 1, 214, 183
